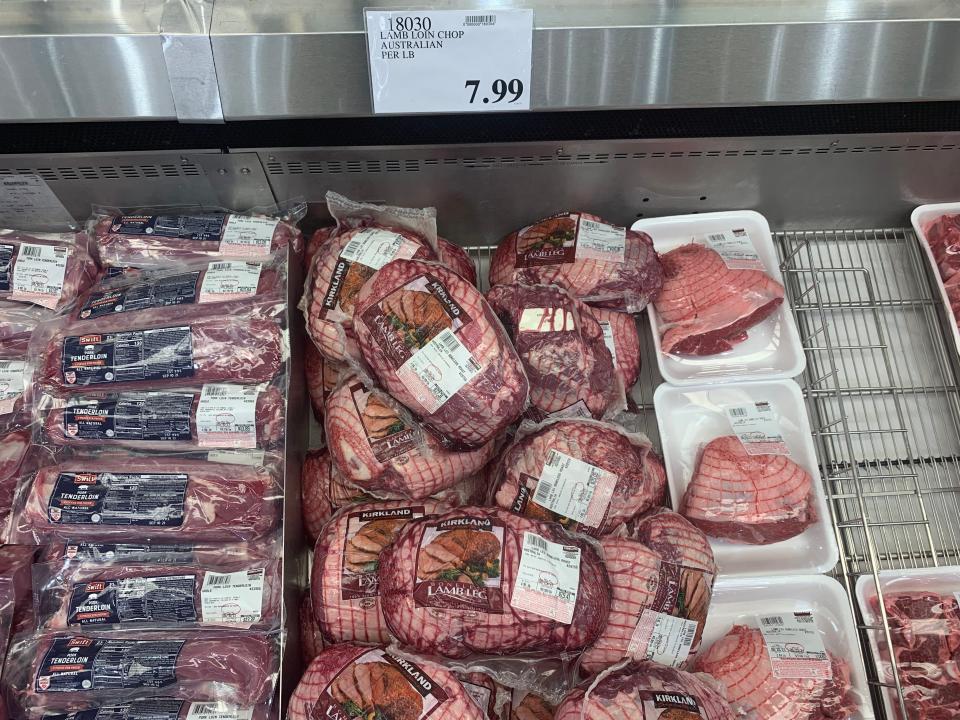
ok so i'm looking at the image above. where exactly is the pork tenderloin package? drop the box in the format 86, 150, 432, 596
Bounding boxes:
491, 418, 666, 537
288, 643, 486, 720
35, 311, 284, 396
488, 212, 664, 312
20, 698, 272, 720
14, 457, 280, 544
311, 499, 450, 645
325, 374, 496, 499
39, 382, 285, 452
91, 209, 303, 266
0, 544, 41, 636
41, 540, 277, 567
485, 283, 624, 420
378, 506, 612, 659
0, 300, 49, 352
353, 259, 529, 449
4, 630, 278, 708
0, 231, 100, 311
33, 551, 282, 631
0, 351, 33, 433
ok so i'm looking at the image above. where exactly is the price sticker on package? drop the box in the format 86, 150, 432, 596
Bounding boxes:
365, 9, 533, 114
758, 612, 832, 680
725, 400, 790, 456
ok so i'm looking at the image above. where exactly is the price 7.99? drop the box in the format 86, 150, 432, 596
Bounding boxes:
464, 79, 525, 104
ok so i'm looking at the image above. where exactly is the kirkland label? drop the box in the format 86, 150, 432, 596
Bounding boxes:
187, 703, 255, 720
78, 272, 201, 319
758, 612, 832, 680
63, 543, 197, 563
726, 401, 791, 456
511, 531, 580, 624
195, 384, 259, 449
599, 320, 618, 363
47, 472, 189, 527
11, 243, 69, 307
532, 450, 618, 530
35, 637, 184, 692
60, 326, 195, 387
0, 359, 25, 414
0, 243, 13, 290
703, 229, 764, 270
341, 507, 424, 602
110, 214, 228, 241
575, 218, 626, 263
413, 516, 504, 613
63, 392, 194, 442
200, 569, 265, 624
350, 383, 420, 462
67, 574, 198, 626
219, 216, 279, 256
198, 262, 262, 303
41, 698, 188, 720
517, 307, 575, 333
640, 691, 704, 719
310, 648, 448, 720
627, 609, 698, 667
515, 214, 578, 268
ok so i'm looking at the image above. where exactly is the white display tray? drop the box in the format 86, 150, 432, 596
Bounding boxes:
911, 202, 960, 363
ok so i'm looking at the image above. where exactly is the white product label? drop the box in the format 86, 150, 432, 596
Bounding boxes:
198, 261, 263, 303
219, 216, 279, 256
511, 531, 580, 624
11, 243, 68, 307
200, 569, 265, 625
204, 449, 266, 466
518, 307, 575, 333
365, 9, 533, 114
340, 228, 421, 270
726, 401, 790, 456
0, 175, 75, 231
196, 384, 260, 449
187, 702, 255, 720
461, 681, 492, 713
599, 320, 618, 363
547, 400, 593, 420
0, 360, 25, 414
758, 612, 832, 680
627, 608, 698, 668
397, 327, 481, 414
535, 449, 617, 528
703, 229, 764, 270
576, 218, 626, 263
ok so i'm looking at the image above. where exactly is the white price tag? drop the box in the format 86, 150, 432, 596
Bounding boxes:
219, 216, 279, 257
703, 229, 764, 270
340, 228, 421, 270
627, 609, 699, 668
758, 612, 832, 680
11, 243, 68, 308
576, 218, 626, 263
200, 569, 265, 625
511, 531, 580, 623
198, 261, 263, 303
0, 360, 25, 415
196, 384, 260, 449
365, 9, 533, 115
397, 328, 481, 413
599, 320, 618, 363
187, 702, 254, 720
0, 175, 75, 231
535, 449, 617, 528
725, 401, 790, 456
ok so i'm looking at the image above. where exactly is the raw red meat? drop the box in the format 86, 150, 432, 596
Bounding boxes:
510, 693, 555, 720
0, 231, 99, 310
0, 300, 48, 352
303, 225, 436, 363
695, 625, 856, 719
491, 419, 666, 537
0, 430, 30, 484
581, 509, 716, 674
353, 259, 529, 448
312, 499, 449, 645
16, 458, 280, 543
437, 236, 478, 285
0, 352, 29, 432
489, 212, 664, 311
378, 506, 611, 659
924, 213, 960, 281
681, 435, 816, 544
6, 631, 277, 707
456, 671, 507, 719
302, 448, 370, 543
288, 643, 486, 720
0, 544, 40, 636
38, 314, 283, 395
299, 590, 323, 665
654, 243, 785, 356
93, 213, 301, 265
325, 374, 496, 499
41, 386, 284, 451
305, 343, 341, 424
305, 226, 335, 269
591, 307, 641, 390
486, 283, 621, 419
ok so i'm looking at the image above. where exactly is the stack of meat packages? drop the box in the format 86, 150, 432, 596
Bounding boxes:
0, 211, 300, 720
295, 195, 749, 719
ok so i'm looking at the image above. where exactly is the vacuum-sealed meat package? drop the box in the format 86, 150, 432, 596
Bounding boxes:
14, 457, 280, 543
0, 300, 48, 352
437, 237, 477, 286
353, 259, 529, 448
299, 590, 323, 665
305, 344, 341, 425
591, 307, 641, 391
19, 699, 272, 720
0, 231, 99, 310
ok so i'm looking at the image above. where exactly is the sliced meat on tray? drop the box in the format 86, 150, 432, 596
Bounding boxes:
353, 259, 529, 449
378, 507, 611, 659
581, 509, 716, 674
288, 643, 485, 720
486, 283, 621, 419
554, 660, 735, 720
16, 458, 280, 543
0, 231, 99, 311
655, 243, 785, 356
492, 419, 666, 537
695, 625, 856, 720
681, 435, 816, 544
489, 212, 664, 312
591, 307, 641, 391
325, 375, 496, 499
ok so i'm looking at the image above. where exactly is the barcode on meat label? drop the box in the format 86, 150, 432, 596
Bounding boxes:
757, 611, 831, 680
201, 384, 233, 398
21, 245, 42, 257
200, 569, 265, 625
532, 479, 554, 505
761, 616, 784, 626
204, 574, 232, 586
512, 532, 580, 623
707, 233, 728, 244
209, 262, 231, 271
440, 331, 459, 352
465, 14, 495, 25
0, 361, 14, 371
343, 238, 362, 256
627, 609, 699, 667
725, 401, 791, 456
728, 407, 748, 418
535, 449, 618, 529
527, 533, 548, 552
186, 702, 254, 720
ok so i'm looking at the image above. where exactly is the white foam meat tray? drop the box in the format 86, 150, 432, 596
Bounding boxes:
632, 210, 806, 386
653, 378, 839, 576
911, 202, 960, 363
702, 574, 873, 719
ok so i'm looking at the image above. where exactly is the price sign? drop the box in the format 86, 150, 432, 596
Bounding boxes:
365, 9, 533, 114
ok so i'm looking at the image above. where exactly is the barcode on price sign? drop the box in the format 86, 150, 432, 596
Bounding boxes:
465, 14, 495, 25
204, 574, 232, 587
761, 616, 784, 626
21, 245, 42, 257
